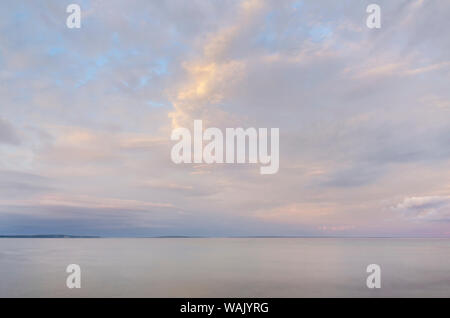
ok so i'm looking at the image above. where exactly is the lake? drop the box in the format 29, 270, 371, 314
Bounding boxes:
1, 238, 449, 297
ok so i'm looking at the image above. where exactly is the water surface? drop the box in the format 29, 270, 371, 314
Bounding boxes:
1, 238, 449, 297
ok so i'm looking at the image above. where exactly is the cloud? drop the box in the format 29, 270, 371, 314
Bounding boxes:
421, 95, 450, 110
2, 1, 450, 236
394, 196, 450, 222
0, 170, 52, 199
168, 0, 267, 128
0, 193, 175, 210
0, 118, 20, 145
253, 202, 335, 225
318, 225, 356, 232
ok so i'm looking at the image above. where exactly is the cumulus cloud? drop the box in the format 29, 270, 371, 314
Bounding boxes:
395, 196, 450, 222
168, 0, 267, 128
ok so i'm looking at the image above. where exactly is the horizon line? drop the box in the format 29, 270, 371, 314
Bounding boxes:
1, 234, 450, 239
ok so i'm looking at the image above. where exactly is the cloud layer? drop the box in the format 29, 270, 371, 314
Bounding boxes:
1, 0, 450, 236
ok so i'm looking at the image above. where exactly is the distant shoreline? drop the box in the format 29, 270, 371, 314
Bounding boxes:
1, 235, 449, 239
0, 235, 100, 238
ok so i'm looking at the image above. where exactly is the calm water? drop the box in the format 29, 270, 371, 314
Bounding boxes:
0, 238, 449, 297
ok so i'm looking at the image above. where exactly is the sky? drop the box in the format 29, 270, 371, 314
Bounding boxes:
1, 0, 450, 237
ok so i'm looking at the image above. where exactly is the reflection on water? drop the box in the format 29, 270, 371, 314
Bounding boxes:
1, 238, 449, 297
